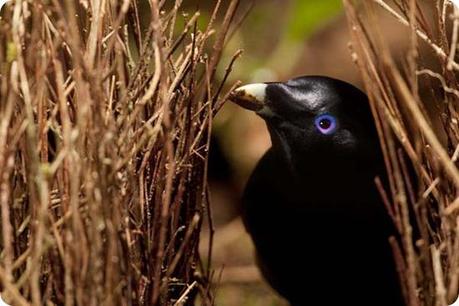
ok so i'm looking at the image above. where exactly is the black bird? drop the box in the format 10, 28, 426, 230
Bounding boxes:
229, 76, 404, 306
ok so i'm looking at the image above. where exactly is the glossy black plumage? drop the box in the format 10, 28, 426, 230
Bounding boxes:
230, 76, 405, 306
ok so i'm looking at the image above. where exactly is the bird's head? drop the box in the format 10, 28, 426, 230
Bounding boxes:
230, 76, 381, 174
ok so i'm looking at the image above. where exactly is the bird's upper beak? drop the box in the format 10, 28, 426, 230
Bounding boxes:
229, 83, 268, 112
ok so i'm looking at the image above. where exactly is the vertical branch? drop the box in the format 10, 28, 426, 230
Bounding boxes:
344, 1, 459, 305
0, 0, 239, 304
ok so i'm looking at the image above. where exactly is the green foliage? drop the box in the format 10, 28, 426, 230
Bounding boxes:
6, 42, 16, 63
286, 0, 342, 41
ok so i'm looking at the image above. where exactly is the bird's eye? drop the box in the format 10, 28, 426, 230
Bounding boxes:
314, 114, 337, 135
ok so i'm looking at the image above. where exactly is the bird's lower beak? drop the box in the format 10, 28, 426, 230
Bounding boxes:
229, 83, 267, 112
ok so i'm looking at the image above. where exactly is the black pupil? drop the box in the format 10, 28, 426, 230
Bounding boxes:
319, 119, 331, 129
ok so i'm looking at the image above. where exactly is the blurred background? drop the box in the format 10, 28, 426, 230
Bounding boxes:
192, 0, 411, 305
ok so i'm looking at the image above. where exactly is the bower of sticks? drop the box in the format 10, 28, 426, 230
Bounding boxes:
344, 1, 459, 305
0, 0, 241, 305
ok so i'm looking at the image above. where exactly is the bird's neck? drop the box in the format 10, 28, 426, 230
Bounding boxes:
270, 136, 382, 182
267, 123, 384, 188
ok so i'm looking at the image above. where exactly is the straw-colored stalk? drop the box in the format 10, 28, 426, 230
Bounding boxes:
0, 0, 241, 305
344, 0, 459, 305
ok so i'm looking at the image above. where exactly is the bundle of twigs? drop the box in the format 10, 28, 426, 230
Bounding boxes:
344, 1, 459, 305
0, 0, 241, 305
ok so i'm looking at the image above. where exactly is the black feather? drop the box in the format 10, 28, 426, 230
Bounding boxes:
238, 76, 405, 306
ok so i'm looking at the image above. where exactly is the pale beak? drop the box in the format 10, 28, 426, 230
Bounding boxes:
229, 83, 267, 112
